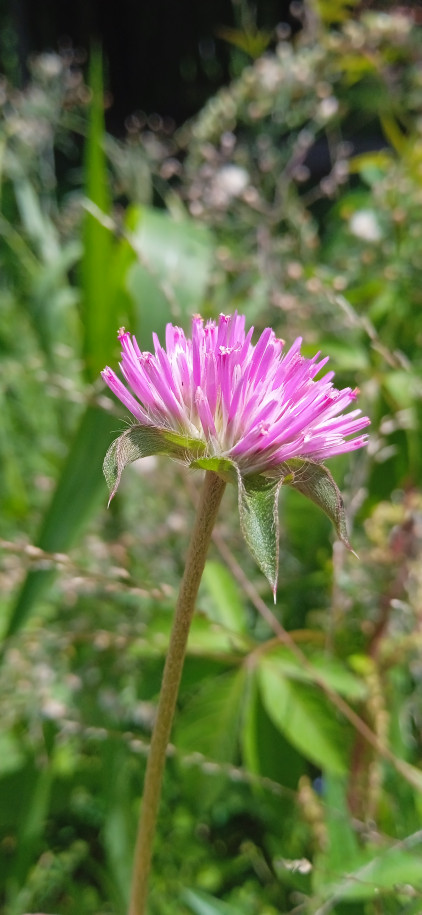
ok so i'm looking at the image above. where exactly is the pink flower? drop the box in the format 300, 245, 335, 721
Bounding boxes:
101, 312, 369, 476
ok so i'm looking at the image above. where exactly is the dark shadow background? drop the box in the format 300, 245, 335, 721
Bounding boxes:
2, 0, 299, 132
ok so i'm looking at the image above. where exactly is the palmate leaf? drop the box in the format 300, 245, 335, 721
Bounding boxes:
259, 658, 349, 774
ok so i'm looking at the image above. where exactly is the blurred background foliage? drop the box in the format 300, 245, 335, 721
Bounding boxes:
1, 3, 422, 913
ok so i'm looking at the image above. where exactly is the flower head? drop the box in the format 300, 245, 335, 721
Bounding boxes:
102, 312, 369, 596
102, 312, 369, 476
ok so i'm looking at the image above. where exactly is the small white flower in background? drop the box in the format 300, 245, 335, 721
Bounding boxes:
256, 57, 282, 92
211, 165, 249, 207
349, 209, 382, 242
31, 52, 64, 79
318, 96, 339, 121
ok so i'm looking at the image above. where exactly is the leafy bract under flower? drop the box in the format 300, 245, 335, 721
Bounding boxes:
102, 312, 370, 596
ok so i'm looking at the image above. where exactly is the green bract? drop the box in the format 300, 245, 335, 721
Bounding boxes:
103, 424, 354, 596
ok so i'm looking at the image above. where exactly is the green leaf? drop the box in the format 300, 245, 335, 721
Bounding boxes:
237, 472, 282, 598
175, 668, 247, 808
189, 456, 237, 483
130, 610, 250, 660
5, 405, 114, 639
201, 560, 247, 635
13, 177, 61, 264
176, 669, 246, 763
318, 775, 362, 883
100, 742, 133, 911
216, 26, 272, 59
241, 669, 303, 788
80, 47, 115, 381
183, 888, 243, 915
103, 425, 205, 503
321, 845, 422, 903
258, 659, 348, 774
263, 646, 367, 700
126, 205, 214, 349
162, 430, 207, 455
8, 179, 81, 360
0, 734, 25, 777
282, 459, 354, 552
13, 763, 53, 885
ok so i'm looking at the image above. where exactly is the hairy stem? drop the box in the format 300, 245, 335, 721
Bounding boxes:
128, 471, 226, 915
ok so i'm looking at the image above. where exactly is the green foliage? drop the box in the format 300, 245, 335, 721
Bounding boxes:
237, 473, 282, 598
2, 10, 422, 915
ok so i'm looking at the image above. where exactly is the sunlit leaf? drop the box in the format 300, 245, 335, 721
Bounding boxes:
126, 205, 214, 348
216, 26, 272, 59
130, 610, 250, 660
262, 646, 367, 700
201, 560, 247, 634
321, 846, 422, 902
176, 668, 247, 763
259, 659, 348, 774
241, 669, 303, 788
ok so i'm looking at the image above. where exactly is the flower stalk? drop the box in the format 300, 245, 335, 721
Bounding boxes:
128, 470, 226, 915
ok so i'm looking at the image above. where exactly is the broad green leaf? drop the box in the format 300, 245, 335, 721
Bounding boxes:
101, 742, 133, 911
259, 659, 348, 774
13, 763, 53, 885
0, 734, 25, 777
282, 459, 353, 552
262, 646, 367, 700
237, 472, 282, 598
8, 180, 81, 359
322, 845, 422, 902
103, 425, 205, 503
201, 560, 247, 635
130, 610, 250, 660
241, 668, 303, 788
126, 204, 214, 349
176, 668, 246, 762
13, 178, 60, 263
176, 668, 247, 809
383, 369, 422, 409
318, 775, 362, 883
183, 888, 243, 915
4, 405, 113, 639
315, 340, 369, 372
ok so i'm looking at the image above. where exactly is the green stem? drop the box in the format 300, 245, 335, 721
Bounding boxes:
128, 471, 226, 915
